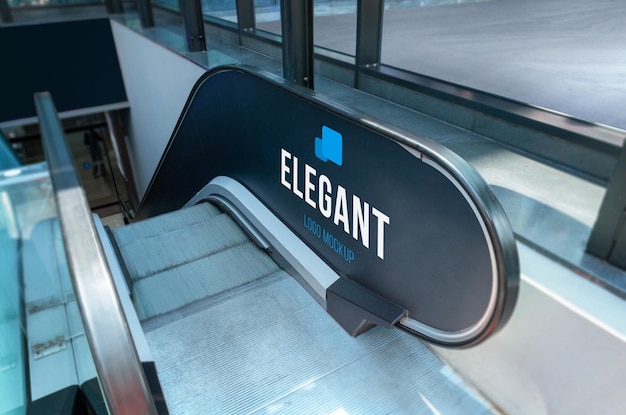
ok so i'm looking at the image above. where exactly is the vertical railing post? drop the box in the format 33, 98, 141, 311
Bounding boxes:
181, 0, 207, 52
105, 0, 124, 14
355, 0, 384, 88
137, 0, 155, 28
587, 142, 626, 270
280, 0, 314, 89
236, 0, 256, 44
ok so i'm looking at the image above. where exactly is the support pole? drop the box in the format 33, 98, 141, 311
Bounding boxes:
355, 0, 384, 87
280, 0, 314, 89
105, 0, 124, 15
236, 0, 255, 45
236, 0, 255, 32
137, 0, 155, 28
181, 0, 207, 52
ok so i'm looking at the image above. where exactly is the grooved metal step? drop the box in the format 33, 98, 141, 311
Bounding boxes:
111, 202, 495, 414
111, 202, 280, 320
131, 241, 281, 320
144, 272, 496, 415
118, 213, 250, 281
113, 203, 222, 248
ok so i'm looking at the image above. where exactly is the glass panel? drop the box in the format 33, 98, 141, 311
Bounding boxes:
254, 0, 357, 55
0, 167, 28, 415
313, 0, 357, 56
254, 0, 281, 35
0, 163, 103, 413
153, 0, 178, 12
202, 0, 238, 23
380, 0, 624, 129
0, 131, 20, 170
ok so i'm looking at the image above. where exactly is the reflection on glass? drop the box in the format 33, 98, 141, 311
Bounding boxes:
254, 0, 357, 56
384, 0, 490, 9
154, 0, 178, 12
379, 0, 626, 129
0, 131, 20, 171
0, 164, 103, 413
313, 0, 356, 56
254, 0, 281, 35
201, 0, 238, 23
255, 0, 280, 30
0, 177, 26, 415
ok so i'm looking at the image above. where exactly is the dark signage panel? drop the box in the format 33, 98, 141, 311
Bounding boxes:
0, 19, 126, 122
141, 67, 519, 346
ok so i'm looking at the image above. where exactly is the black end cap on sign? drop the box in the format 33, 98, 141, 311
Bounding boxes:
327, 277, 407, 337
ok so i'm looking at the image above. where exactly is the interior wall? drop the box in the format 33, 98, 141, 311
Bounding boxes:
109, 20, 207, 201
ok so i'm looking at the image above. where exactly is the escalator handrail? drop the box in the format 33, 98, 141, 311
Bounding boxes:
34, 92, 157, 415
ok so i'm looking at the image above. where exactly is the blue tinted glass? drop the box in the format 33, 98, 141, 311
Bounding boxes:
0, 131, 20, 171
202, 0, 238, 23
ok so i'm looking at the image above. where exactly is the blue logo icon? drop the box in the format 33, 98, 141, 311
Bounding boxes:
315, 126, 343, 166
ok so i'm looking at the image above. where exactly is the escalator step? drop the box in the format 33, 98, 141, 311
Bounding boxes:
144, 273, 496, 415
113, 202, 221, 248
133, 241, 281, 320
118, 213, 249, 281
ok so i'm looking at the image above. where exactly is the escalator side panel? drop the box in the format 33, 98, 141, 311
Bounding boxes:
138, 66, 519, 347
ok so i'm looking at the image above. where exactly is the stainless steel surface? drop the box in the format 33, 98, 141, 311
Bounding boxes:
112, 201, 281, 320
35, 92, 157, 415
186, 176, 341, 303
144, 271, 496, 414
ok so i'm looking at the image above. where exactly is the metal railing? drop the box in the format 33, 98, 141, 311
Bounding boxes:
34, 91, 157, 415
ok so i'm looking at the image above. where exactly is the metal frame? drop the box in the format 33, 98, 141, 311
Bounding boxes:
280, 0, 314, 89
175, 0, 623, 181
105, 0, 123, 15
236, 0, 255, 32
355, 0, 384, 87
235, 0, 255, 46
138, 0, 155, 28
181, 0, 207, 52
587, 143, 626, 270
34, 92, 157, 415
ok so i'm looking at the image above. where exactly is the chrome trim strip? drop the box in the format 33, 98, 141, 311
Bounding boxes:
35, 92, 157, 415
387, 145, 499, 343
185, 176, 341, 304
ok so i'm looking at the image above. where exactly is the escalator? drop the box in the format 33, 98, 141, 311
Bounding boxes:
101, 199, 499, 414
3, 65, 519, 414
